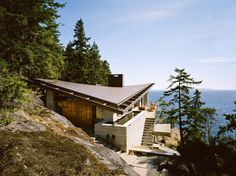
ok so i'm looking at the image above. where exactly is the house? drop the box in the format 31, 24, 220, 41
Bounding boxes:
28, 75, 156, 152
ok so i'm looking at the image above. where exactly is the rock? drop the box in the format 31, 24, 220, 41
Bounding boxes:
1, 103, 138, 176
5, 120, 46, 132
1, 110, 46, 132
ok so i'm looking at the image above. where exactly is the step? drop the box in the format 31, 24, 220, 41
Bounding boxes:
141, 140, 153, 143
144, 127, 153, 129
145, 124, 153, 126
142, 135, 153, 137
143, 133, 153, 135
141, 144, 153, 146
144, 126, 153, 129
143, 135, 153, 138
141, 141, 153, 144
142, 138, 153, 141
143, 133, 152, 135
143, 134, 152, 137
143, 129, 153, 131
141, 143, 153, 146
142, 141, 152, 144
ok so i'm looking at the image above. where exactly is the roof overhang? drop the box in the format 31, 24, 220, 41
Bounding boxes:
26, 78, 154, 114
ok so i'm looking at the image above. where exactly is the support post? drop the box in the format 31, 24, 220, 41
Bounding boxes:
46, 90, 56, 111
144, 93, 149, 107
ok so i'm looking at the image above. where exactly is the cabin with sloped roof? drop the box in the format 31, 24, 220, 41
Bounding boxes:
28, 74, 156, 152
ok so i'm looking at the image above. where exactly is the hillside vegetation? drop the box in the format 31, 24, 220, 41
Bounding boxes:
0, 96, 137, 176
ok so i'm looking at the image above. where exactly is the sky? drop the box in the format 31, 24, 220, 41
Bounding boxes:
57, 0, 236, 90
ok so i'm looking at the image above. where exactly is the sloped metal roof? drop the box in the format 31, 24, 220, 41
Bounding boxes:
29, 78, 154, 114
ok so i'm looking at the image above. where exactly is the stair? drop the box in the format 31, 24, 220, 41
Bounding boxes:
141, 118, 154, 146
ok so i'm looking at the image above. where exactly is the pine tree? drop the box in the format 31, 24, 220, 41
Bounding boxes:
185, 90, 216, 143
0, 0, 64, 78
163, 68, 202, 143
0, 59, 29, 109
63, 19, 111, 85
219, 101, 236, 138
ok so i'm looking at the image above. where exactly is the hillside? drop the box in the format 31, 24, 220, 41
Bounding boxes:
0, 96, 138, 176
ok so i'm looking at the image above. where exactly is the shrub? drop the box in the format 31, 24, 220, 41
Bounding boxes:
0, 117, 14, 126
0, 59, 30, 109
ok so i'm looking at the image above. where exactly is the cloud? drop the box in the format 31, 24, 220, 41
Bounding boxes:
228, 64, 236, 68
115, 10, 172, 24
113, 0, 193, 24
195, 57, 236, 64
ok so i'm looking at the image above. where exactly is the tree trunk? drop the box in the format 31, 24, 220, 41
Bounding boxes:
178, 83, 183, 144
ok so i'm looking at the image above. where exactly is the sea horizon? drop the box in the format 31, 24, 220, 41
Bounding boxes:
149, 89, 236, 137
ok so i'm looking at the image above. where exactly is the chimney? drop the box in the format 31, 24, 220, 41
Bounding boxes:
108, 74, 123, 87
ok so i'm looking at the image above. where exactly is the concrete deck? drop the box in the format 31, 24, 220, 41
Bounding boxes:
146, 111, 155, 119
152, 143, 180, 156
154, 124, 171, 134
118, 152, 148, 176
129, 146, 176, 156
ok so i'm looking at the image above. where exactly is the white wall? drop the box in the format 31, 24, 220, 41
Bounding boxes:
95, 111, 148, 152
126, 111, 147, 150
95, 121, 127, 151
101, 110, 121, 122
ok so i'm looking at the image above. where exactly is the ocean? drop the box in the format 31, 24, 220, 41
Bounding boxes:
149, 90, 236, 136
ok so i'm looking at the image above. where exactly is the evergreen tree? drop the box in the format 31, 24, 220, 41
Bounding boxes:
100, 60, 111, 85
0, 0, 64, 78
0, 59, 29, 109
157, 97, 173, 125
163, 68, 202, 143
184, 90, 205, 141
200, 108, 217, 143
185, 90, 217, 143
63, 19, 111, 85
218, 101, 236, 140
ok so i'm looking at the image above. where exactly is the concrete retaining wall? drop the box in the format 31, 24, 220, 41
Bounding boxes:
95, 111, 147, 152
95, 122, 127, 151
126, 111, 147, 150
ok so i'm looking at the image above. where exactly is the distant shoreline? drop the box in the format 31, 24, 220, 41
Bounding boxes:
150, 89, 236, 91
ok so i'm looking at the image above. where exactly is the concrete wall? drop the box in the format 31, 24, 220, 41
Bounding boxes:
154, 124, 171, 137
95, 111, 147, 152
95, 122, 127, 151
126, 111, 147, 150
101, 109, 121, 122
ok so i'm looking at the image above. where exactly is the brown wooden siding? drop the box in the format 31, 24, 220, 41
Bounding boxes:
60, 99, 94, 128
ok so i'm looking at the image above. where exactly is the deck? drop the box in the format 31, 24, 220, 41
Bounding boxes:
129, 145, 178, 156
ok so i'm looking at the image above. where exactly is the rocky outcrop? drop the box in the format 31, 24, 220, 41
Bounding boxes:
0, 96, 138, 176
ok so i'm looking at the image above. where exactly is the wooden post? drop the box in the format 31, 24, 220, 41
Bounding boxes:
46, 90, 56, 111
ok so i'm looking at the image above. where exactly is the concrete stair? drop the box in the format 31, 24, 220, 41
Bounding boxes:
141, 118, 154, 147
